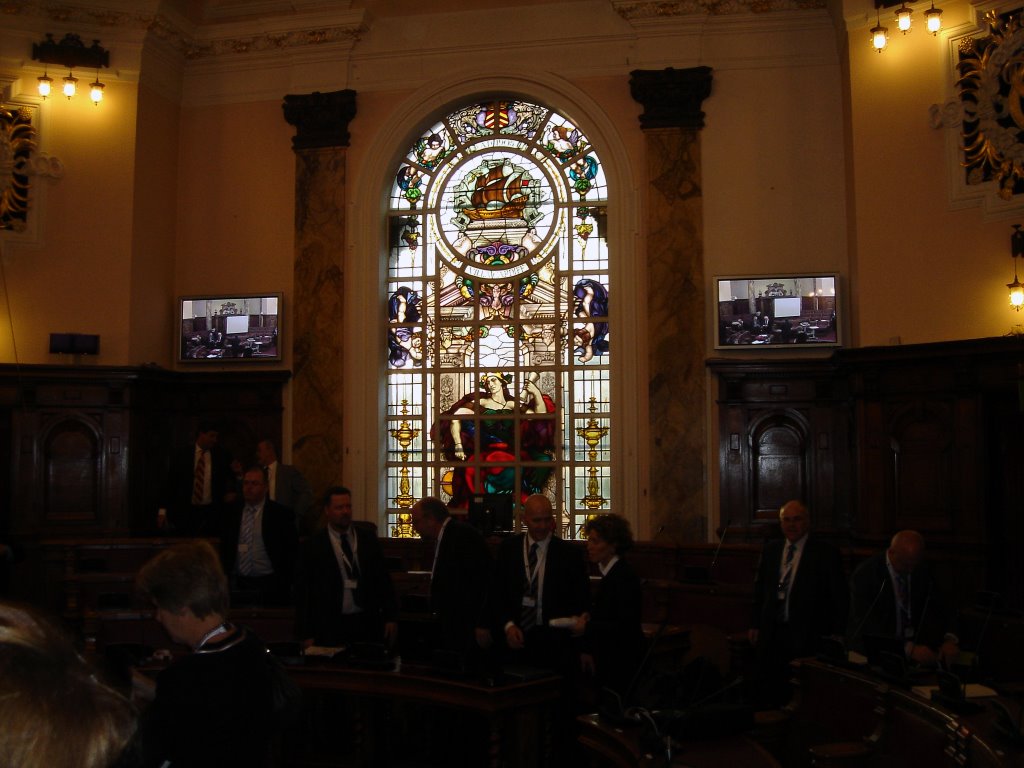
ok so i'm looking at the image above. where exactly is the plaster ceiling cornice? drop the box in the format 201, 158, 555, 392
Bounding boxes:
612, 0, 827, 21
2, 1, 365, 63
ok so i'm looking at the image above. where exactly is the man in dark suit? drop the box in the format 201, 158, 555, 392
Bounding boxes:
157, 421, 233, 536
219, 466, 298, 605
847, 529, 958, 666
295, 486, 398, 648
487, 494, 590, 669
748, 500, 848, 705
410, 496, 491, 656
256, 438, 315, 535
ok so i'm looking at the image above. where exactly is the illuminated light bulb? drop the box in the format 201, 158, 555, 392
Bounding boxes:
63, 73, 78, 99
871, 12, 889, 52
925, 3, 942, 35
1010, 273, 1024, 311
896, 4, 912, 34
37, 74, 52, 98
90, 80, 104, 105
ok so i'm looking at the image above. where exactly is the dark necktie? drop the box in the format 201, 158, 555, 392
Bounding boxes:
777, 543, 797, 620
521, 542, 539, 632
896, 573, 911, 633
780, 543, 796, 586
238, 506, 256, 575
340, 532, 360, 580
192, 450, 206, 504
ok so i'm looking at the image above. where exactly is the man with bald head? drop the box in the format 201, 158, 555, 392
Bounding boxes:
847, 530, 958, 665
749, 500, 848, 704
487, 494, 590, 668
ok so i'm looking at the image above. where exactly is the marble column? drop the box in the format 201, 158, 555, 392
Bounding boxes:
630, 67, 713, 541
282, 90, 356, 499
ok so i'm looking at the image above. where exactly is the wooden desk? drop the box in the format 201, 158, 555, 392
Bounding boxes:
578, 713, 780, 767
284, 660, 561, 768
788, 659, 1024, 767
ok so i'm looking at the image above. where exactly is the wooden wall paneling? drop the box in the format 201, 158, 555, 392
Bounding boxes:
42, 414, 102, 526
749, 407, 809, 521
0, 365, 290, 544
709, 358, 850, 541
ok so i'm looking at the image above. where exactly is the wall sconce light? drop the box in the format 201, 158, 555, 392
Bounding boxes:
62, 73, 78, 99
872, 0, 943, 51
895, 3, 913, 33
871, 10, 889, 52
925, 2, 943, 34
89, 72, 105, 105
1009, 225, 1024, 311
31, 33, 109, 104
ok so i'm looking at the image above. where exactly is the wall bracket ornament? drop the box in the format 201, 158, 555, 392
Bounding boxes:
957, 11, 1024, 199
0, 105, 36, 232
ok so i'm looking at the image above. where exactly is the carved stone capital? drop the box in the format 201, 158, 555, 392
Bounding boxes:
629, 67, 713, 130
282, 90, 357, 150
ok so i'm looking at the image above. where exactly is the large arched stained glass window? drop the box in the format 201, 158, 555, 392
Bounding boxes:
385, 98, 612, 538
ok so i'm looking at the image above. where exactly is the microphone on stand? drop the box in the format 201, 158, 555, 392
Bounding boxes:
847, 576, 889, 653
708, 519, 732, 583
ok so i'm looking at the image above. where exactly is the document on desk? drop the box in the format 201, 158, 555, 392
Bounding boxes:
912, 683, 999, 699
303, 645, 346, 659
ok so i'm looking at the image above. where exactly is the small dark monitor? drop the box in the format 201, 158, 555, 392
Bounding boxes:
467, 494, 514, 536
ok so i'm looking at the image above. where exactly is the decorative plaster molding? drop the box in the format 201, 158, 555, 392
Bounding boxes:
613, 0, 826, 22
26, 152, 64, 179
182, 26, 360, 60
934, 16, 1024, 220
2, 1, 363, 63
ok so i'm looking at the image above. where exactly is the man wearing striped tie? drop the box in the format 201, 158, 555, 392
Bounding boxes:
748, 500, 848, 706
219, 466, 298, 605
157, 421, 231, 536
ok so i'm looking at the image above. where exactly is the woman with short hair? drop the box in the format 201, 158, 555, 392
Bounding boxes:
136, 539, 283, 768
580, 514, 645, 703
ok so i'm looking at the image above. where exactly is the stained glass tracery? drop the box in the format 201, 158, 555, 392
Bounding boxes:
385, 98, 612, 538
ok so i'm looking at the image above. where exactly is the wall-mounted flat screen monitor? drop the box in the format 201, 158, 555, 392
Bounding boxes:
177, 293, 282, 363
714, 274, 840, 349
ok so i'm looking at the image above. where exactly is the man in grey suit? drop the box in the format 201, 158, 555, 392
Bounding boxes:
256, 438, 315, 535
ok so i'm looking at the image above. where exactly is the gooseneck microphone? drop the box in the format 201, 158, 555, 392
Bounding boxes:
847, 576, 889, 651
708, 519, 732, 579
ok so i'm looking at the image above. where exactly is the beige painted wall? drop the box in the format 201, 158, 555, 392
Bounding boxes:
845, 0, 1018, 346
130, 82, 180, 368
174, 100, 295, 321
1, 79, 138, 365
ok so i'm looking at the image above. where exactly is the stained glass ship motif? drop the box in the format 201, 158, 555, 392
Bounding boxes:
464, 160, 530, 221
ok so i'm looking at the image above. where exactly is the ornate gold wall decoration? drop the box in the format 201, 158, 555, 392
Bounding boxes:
0, 105, 36, 233
958, 12, 1024, 199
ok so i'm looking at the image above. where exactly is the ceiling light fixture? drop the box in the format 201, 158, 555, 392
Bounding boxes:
925, 2, 943, 34
871, 10, 889, 52
895, 3, 913, 33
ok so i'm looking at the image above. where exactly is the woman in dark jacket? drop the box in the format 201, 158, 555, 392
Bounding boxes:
580, 514, 644, 702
